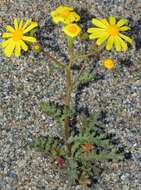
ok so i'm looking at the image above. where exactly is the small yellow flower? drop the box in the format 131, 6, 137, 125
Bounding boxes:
51, 6, 80, 24
103, 58, 115, 69
32, 43, 42, 53
87, 16, 132, 52
1, 18, 38, 57
62, 23, 81, 38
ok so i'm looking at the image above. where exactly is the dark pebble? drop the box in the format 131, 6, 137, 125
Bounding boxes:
124, 151, 132, 159
135, 36, 141, 50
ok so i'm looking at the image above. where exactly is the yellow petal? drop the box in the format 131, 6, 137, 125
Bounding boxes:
117, 37, 128, 52
2, 33, 13, 38
119, 26, 130, 31
100, 19, 109, 26
92, 19, 107, 28
4, 41, 16, 57
109, 16, 116, 25
89, 34, 100, 39
23, 22, 38, 33
88, 29, 106, 40
106, 36, 114, 50
114, 37, 121, 52
14, 18, 19, 30
5, 25, 15, 33
1, 39, 12, 48
96, 34, 109, 45
117, 19, 127, 27
61, 17, 73, 25
52, 16, 60, 24
87, 28, 95, 33
70, 12, 80, 22
22, 36, 37, 42
87, 27, 105, 33
89, 34, 101, 39
15, 42, 21, 57
22, 19, 31, 30
19, 19, 24, 29
20, 40, 28, 51
119, 33, 132, 44
51, 10, 57, 17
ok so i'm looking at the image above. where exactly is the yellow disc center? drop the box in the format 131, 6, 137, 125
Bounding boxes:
106, 25, 119, 36
61, 10, 70, 17
103, 59, 114, 69
13, 30, 23, 41
68, 25, 77, 33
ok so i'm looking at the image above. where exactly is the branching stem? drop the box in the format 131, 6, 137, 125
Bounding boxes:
43, 51, 65, 68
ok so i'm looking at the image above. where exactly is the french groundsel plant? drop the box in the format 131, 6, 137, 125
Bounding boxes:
1, 5, 133, 187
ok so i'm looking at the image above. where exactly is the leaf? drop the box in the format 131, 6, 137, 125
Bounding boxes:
49, 62, 61, 72
78, 72, 94, 85
64, 158, 78, 185
81, 151, 123, 161
40, 101, 64, 127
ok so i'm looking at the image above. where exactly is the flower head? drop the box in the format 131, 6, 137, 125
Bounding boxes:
1, 18, 38, 57
51, 6, 80, 24
103, 58, 115, 69
32, 42, 42, 53
87, 16, 132, 52
62, 23, 81, 38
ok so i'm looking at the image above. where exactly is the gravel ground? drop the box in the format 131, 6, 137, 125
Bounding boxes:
0, 0, 141, 190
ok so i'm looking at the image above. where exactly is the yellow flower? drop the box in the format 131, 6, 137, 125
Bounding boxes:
103, 58, 115, 69
1, 18, 38, 57
87, 16, 132, 52
51, 6, 80, 24
32, 43, 42, 53
62, 23, 81, 38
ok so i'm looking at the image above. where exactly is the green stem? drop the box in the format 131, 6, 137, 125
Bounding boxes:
64, 66, 72, 157
72, 51, 96, 62
64, 37, 74, 157
74, 64, 86, 87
